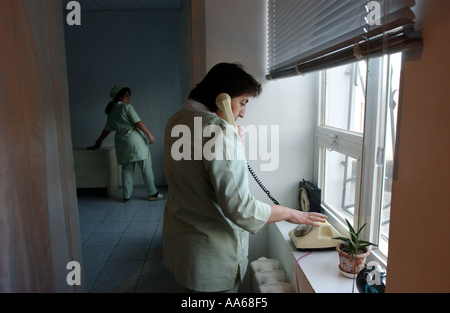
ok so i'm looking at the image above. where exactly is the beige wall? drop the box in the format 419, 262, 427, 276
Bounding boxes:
387, 0, 450, 293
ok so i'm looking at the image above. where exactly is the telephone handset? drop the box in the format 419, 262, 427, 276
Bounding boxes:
216, 93, 238, 131
215, 93, 280, 205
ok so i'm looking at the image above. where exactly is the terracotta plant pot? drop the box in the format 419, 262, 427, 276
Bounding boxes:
336, 243, 370, 276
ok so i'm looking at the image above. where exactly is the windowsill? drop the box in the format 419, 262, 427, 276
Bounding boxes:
268, 221, 357, 293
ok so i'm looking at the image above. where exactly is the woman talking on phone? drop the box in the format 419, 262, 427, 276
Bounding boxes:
163, 63, 327, 293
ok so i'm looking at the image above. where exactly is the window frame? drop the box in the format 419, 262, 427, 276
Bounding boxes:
314, 55, 399, 267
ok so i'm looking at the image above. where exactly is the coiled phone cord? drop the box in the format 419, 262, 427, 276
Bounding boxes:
247, 163, 280, 205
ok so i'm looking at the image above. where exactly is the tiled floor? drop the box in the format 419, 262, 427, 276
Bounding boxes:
77, 186, 178, 293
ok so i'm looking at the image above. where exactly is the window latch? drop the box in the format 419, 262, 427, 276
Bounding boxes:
376, 147, 385, 167
327, 134, 337, 151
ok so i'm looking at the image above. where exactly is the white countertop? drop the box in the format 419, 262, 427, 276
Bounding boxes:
275, 221, 358, 293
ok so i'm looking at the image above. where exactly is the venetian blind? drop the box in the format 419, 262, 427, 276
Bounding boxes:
267, 0, 422, 80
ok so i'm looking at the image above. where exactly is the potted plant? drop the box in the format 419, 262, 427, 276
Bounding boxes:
333, 219, 378, 277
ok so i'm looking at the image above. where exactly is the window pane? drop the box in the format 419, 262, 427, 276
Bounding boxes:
324, 61, 366, 133
323, 148, 357, 224
377, 53, 402, 257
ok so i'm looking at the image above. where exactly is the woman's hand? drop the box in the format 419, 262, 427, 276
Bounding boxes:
285, 210, 327, 227
87, 130, 110, 150
149, 134, 155, 145
86, 140, 102, 150
135, 121, 155, 145
268, 205, 327, 227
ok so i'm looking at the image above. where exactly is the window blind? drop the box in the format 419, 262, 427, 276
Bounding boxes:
267, 0, 422, 80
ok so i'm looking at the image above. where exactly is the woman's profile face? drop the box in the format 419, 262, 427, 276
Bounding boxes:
120, 91, 131, 104
230, 93, 250, 121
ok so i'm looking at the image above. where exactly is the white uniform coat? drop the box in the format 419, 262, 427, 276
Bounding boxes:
163, 100, 271, 292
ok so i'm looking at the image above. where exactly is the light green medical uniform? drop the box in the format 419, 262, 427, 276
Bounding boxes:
163, 101, 271, 292
104, 102, 157, 197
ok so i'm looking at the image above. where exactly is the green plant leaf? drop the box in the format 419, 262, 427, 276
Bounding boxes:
350, 231, 358, 244
358, 244, 373, 251
342, 246, 352, 254
332, 237, 351, 242
348, 240, 356, 251
358, 240, 378, 247
334, 219, 378, 256
345, 219, 356, 236
357, 239, 375, 244
356, 223, 367, 238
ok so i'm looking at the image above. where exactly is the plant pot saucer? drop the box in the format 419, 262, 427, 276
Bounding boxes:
338, 264, 359, 279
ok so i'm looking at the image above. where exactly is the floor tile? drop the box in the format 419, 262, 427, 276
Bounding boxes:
95, 221, 130, 233
82, 245, 115, 262
83, 261, 106, 292
79, 209, 111, 223
79, 220, 102, 234
80, 233, 91, 246
118, 231, 154, 245
84, 232, 123, 246
132, 208, 162, 222
135, 279, 178, 293
151, 227, 163, 245
90, 280, 138, 293
83, 261, 106, 280
125, 221, 158, 233
139, 259, 174, 281
109, 245, 150, 261
77, 186, 173, 293
97, 260, 144, 282
146, 244, 163, 260
104, 206, 139, 222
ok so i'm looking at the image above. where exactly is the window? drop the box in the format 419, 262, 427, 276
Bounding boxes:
315, 53, 402, 263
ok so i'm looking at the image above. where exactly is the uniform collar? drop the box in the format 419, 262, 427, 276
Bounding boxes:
185, 100, 214, 114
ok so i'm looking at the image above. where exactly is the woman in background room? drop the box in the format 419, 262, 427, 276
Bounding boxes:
163, 63, 327, 293
89, 85, 165, 203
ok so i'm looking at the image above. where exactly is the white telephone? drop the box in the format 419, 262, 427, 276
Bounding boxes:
215, 93, 280, 205
288, 221, 342, 251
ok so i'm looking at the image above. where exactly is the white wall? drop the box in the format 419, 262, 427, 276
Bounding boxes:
204, 0, 319, 292
64, 9, 184, 186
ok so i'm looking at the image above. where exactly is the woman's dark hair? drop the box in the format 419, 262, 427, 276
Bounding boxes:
188, 63, 262, 112
105, 87, 132, 115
